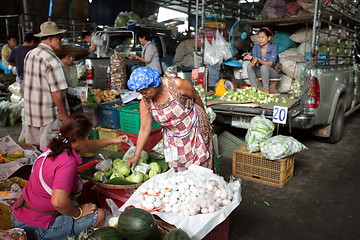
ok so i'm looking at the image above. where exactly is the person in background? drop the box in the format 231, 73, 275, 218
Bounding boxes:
56, 46, 89, 113
12, 114, 129, 240
7, 33, 39, 96
126, 67, 213, 171
56, 46, 89, 88
1, 35, 18, 64
23, 21, 69, 150
81, 31, 99, 58
129, 30, 162, 74
243, 27, 280, 93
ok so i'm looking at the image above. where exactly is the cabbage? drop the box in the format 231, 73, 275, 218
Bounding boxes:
126, 173, 144, 183
148, 169, 158, 178
110, 172, 124, 180
148, 162, 161, 174
114, 163, 130, 177
93, 171, 109, 182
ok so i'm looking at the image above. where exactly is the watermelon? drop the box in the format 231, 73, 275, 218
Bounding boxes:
163, 229, 190, 240
87, 226, 125, 240
117, 208, 157, 240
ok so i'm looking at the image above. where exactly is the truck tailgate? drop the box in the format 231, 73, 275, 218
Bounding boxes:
207, 95, 300, 127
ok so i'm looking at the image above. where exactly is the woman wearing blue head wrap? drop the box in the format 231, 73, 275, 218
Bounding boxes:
126, 67, 213, 171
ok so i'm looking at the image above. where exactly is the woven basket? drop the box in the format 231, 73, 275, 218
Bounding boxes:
95, 182, 141, 189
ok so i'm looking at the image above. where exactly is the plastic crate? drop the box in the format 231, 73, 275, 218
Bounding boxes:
0, 177, 27, 230
120, 127, 163, 153
119, 104, 162, 134
98, 127, 121, 152
232, 145, 294, 188
89, 125, 99, 140
98, 100, 139, 129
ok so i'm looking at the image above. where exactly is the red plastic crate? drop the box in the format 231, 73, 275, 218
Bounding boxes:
120, 127, 163, 153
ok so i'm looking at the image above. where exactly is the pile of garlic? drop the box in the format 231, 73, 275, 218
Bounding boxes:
138, 171, 234, 216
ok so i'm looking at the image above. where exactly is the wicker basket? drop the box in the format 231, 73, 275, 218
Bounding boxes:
94, 182, 142, 210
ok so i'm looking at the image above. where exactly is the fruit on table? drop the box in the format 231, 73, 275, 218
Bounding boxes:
0, 151, 24, 163
87, 226, 125, 240
117, 208, 157, 240
163, 228, 190, 240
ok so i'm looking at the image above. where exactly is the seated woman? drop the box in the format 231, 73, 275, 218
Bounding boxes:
244, 27, 280, 93
125, 67, 213, 172
12, 114, 129, 240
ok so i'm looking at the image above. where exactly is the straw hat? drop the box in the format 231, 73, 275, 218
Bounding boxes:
55, 46, 89, 61
34, 21, 67, 37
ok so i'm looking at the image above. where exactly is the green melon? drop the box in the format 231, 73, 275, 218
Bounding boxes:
163, 228, 190, 240
87, 226, 125, 240
117, 208, 157, 240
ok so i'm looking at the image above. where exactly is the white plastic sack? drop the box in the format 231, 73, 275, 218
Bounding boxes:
279, 55, 304, 78
277, 74, 294, 93
260, 135, 307, 160
297, 41, 312, 54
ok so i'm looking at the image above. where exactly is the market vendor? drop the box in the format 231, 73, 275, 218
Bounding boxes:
243, 27, 280, 93
12, 113, 129, 240
56, 46, 89, 88
126, 67, 213, 171
56, 46, 89, 113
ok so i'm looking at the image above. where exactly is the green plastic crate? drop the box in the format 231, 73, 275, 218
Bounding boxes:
119, 104, 161, 134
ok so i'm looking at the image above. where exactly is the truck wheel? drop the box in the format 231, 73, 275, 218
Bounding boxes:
326, 99, 345, 143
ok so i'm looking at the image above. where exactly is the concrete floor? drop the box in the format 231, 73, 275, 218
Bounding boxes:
1, 110, 360, 239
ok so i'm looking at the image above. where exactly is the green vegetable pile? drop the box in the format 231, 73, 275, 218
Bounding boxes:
93, 152, 163, 184
219, 87, 283, 104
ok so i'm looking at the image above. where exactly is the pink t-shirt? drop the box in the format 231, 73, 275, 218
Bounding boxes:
12, 148, 82, 228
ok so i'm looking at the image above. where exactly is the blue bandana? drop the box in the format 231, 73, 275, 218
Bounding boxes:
127, 67, 161, 91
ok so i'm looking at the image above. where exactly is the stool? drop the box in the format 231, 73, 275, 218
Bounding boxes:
257, 77, 281, 94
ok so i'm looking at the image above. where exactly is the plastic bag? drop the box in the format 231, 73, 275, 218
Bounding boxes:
95, 159, 112, 171
260, 135, 307, 160
214, 30, 232, 61
152, 139, 164, 155
204, 38, 219, 66
164, 65, 177, 78
8, 82, 21, 96
245, 114, 275, 153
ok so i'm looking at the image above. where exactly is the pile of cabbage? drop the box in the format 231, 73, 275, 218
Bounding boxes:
219, 87, 286, 104
93, 150, 162, 184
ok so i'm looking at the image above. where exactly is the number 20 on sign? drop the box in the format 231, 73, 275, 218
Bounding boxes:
273, 106, 288, 124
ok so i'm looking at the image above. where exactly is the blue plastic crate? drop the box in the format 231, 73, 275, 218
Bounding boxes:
98, 100, 139, 129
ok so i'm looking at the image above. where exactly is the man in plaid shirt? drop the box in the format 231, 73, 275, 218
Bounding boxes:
23, 21, 69, 150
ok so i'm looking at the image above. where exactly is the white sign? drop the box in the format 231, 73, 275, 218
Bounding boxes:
273, 106, 288, 124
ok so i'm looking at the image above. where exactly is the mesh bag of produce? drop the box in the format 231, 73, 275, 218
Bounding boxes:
245, 114, 275, 152
260, 135, 307, 160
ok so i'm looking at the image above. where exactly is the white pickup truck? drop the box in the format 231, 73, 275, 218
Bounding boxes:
85, 26, 178, 89
208, 0, 360, 143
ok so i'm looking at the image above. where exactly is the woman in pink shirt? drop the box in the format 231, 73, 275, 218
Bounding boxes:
12, 114, 129, 239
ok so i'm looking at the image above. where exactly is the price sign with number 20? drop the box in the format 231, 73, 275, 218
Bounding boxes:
273, 106, 288, 124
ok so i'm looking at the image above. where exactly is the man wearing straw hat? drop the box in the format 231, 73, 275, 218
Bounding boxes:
23, 21, 69, 150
